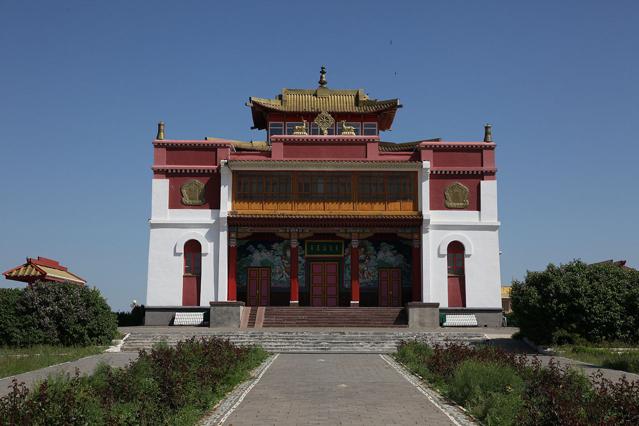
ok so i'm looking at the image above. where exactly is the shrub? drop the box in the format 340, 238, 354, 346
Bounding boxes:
0, 337, 268, 425
0, 281, 117, 347
116, 305, 145, 326
511, 260, 639, 345
396, 341, 639, 425
0, 289, 23, 345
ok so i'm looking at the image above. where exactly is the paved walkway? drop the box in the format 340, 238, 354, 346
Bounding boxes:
219, 354, 460, 425
0, 352, 138, 398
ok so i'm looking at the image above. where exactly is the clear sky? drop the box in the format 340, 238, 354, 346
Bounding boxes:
1, 1, 638, 310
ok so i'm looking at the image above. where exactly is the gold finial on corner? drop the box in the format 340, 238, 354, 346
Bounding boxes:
156, 121, 165, 140
484, 123, 492, 142
318, 65, 327, 87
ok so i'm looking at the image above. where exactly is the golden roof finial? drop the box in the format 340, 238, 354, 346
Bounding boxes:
156, 121, 165, 140
318, 65, 327, 87
484, 123, 492, 142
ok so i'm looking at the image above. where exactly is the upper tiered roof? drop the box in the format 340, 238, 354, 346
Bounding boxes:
247, 66, 401, 130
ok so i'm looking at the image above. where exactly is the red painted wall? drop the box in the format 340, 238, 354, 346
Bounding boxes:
166, 148, 217, 166
282, 143, 367, 159
430, 175, 481, 211
433, 150, 483, 167
168, 175, 221, 209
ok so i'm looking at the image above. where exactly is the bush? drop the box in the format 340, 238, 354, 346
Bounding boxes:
396, 341, 639, 425
0, 337, 268, 425
449, 360, 524, 425
116, 305, 145, 326
511, 260, 639, 345
0, 289, 22, 345
0, 281, 117, 347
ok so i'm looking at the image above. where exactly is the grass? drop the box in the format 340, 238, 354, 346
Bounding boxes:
557, 345, 639, 374
0, 345, 105, 378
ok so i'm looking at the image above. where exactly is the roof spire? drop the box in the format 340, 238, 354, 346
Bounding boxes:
318, 65, 327, 87
156, 121, 165, 140
484, 123, 492, 142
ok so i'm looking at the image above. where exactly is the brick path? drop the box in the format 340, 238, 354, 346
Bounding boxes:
220, 353, 460, 425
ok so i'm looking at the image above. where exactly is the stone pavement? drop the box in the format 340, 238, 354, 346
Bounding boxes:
0, 352, 138, 398
218, 353, 462, 425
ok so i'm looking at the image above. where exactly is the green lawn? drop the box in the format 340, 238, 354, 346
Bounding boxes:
0, 345, 105, 378
557, 345, 639, 374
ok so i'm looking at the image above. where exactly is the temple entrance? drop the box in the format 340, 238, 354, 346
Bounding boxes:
310, 261, 339, 307
247, 267, 270, 306
378, 268, 402, 307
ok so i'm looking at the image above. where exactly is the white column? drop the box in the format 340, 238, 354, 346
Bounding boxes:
151, 179, 169, 220
420, 161, 431, 302
480, 181, 498, 222
217, 160, 231, 302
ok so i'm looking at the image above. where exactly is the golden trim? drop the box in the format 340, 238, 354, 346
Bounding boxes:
305, 240, 344, 257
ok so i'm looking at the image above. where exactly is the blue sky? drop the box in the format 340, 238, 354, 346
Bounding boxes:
1, 1, 637, 310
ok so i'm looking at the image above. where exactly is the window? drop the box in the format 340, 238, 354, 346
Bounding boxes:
336, 121, 361, 135
264, 174, 291, 200
387, 174, 413, 200
236, 174, 290, 201
268, 122, 284, 139
297, 174, 351, 200
357, 174, 385, 201
363, 122, 378, 135
447, 241, 465, 276
286, 122, 305, 135
184, 240, 202, 276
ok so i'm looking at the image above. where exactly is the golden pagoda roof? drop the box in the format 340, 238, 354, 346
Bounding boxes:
3, 257, 86, 285
247, 67, 401, 130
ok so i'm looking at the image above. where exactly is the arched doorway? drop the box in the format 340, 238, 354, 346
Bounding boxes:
447, 241, 466, 307
182, 240, 202, 306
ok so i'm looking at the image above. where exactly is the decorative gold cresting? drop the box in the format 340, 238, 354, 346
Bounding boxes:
318, 65, 327, 87
444, 182, 470, 209
339, 120, 356, 136
181, 180, 206, 206
156, 121, 165, 140
484, 123, 492, 142
293, 119, 308, 135
314, 111, 335, 135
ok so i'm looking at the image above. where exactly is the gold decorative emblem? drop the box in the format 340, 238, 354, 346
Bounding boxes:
181, 180, 206, 206
339, 120, 356, 136
313, 111, 335, 135
444, 182, 469, 209
293, 119, 308, 135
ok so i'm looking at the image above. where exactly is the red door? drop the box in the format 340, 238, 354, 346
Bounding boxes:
247, 267, 270, 306
310, 262, 339, 307
447, 276, 466, 307
379, 268, 402, 307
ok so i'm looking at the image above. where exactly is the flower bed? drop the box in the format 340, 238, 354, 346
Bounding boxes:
396, 341, 639, 425
0, 338, 268, 425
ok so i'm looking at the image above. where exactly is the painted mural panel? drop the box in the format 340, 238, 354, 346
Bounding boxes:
237, 239, 305, 290
344, 239, 411, 289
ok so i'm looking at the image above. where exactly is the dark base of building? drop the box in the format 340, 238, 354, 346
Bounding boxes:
143, 304, 503, 328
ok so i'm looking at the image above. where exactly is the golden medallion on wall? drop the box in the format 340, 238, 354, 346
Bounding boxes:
181, 180, 206, 206
444, 182, 469, 209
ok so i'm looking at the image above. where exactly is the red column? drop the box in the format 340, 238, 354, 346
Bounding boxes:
228, 233, 237, 301
351, 237, 360, 306
411, 238, 422, 302
290, 236, 299, 306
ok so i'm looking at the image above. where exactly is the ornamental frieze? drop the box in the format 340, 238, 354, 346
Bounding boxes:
181, 180, 206, 206
444, 182, 469, 209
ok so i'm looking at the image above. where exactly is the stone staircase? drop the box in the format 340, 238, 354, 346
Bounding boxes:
262, 307, 407, 328
121, 330, 487, 354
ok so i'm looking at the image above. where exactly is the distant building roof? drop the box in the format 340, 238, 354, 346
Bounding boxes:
501, 286, 512, 298
3, 257, 86, 285
591, 259, 635, 270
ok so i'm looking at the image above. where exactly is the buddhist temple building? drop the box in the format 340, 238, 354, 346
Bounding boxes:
146, 68, 502, 327
3, 257, 86, 285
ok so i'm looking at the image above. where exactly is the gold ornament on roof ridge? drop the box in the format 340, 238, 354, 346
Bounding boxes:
293, 119, 308, 135
444, 182, 469, 209
181, 180, 206, 206
339, 121, 356, 136
314, 111, 335, 135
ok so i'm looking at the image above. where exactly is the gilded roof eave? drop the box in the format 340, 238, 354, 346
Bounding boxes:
248, 87, 401, 130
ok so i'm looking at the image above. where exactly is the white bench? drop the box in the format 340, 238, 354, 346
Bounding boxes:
443, 314, 478, 327
173, 312, 204, 326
